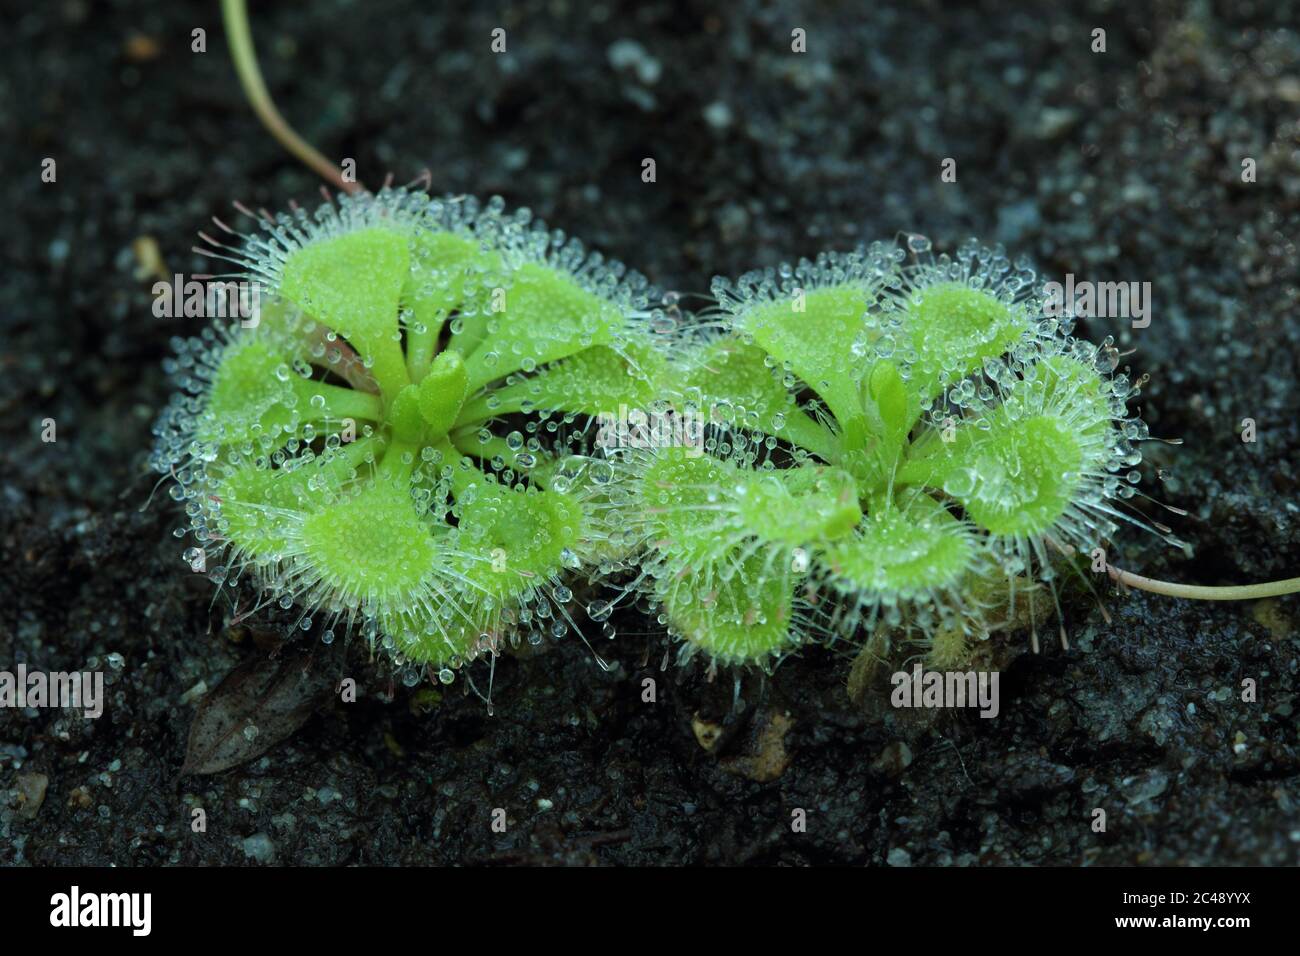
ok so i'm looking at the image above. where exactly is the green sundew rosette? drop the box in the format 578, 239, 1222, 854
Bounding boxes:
202, 205, 656, 669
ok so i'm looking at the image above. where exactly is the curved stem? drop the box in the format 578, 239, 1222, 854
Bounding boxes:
1107, 564, 1300, 601
220, 0, 361, 194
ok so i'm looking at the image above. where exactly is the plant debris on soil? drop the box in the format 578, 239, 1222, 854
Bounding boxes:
2, 0, 1299, 865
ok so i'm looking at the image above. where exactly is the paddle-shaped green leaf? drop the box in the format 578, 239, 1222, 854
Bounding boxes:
298, 478, 444, 608
460, 339, 667, 423
901, 282, 1029, 405
197, 339, 382, 447
819, 493, 973, 599
656, 549, 797, 664
279, 227, 411, 395
403, 231, 503, 380
462, 263, 623, 391
678, 338, 840, 460
732, 464, 862, 546
935, 412, 1083, 537
452, 479, 584, 604
735, 284, 875, 434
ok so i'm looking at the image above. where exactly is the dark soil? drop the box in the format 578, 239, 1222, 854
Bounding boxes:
2, 0, 1298, 865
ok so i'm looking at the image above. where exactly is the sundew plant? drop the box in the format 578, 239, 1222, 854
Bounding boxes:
153, 188, 668, 683
593, 237, 1176, 671
152, 0, 1300, 702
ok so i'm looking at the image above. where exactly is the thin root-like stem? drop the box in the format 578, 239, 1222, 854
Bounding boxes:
220, 0, 362, 194
1107, 564, 1300, 601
